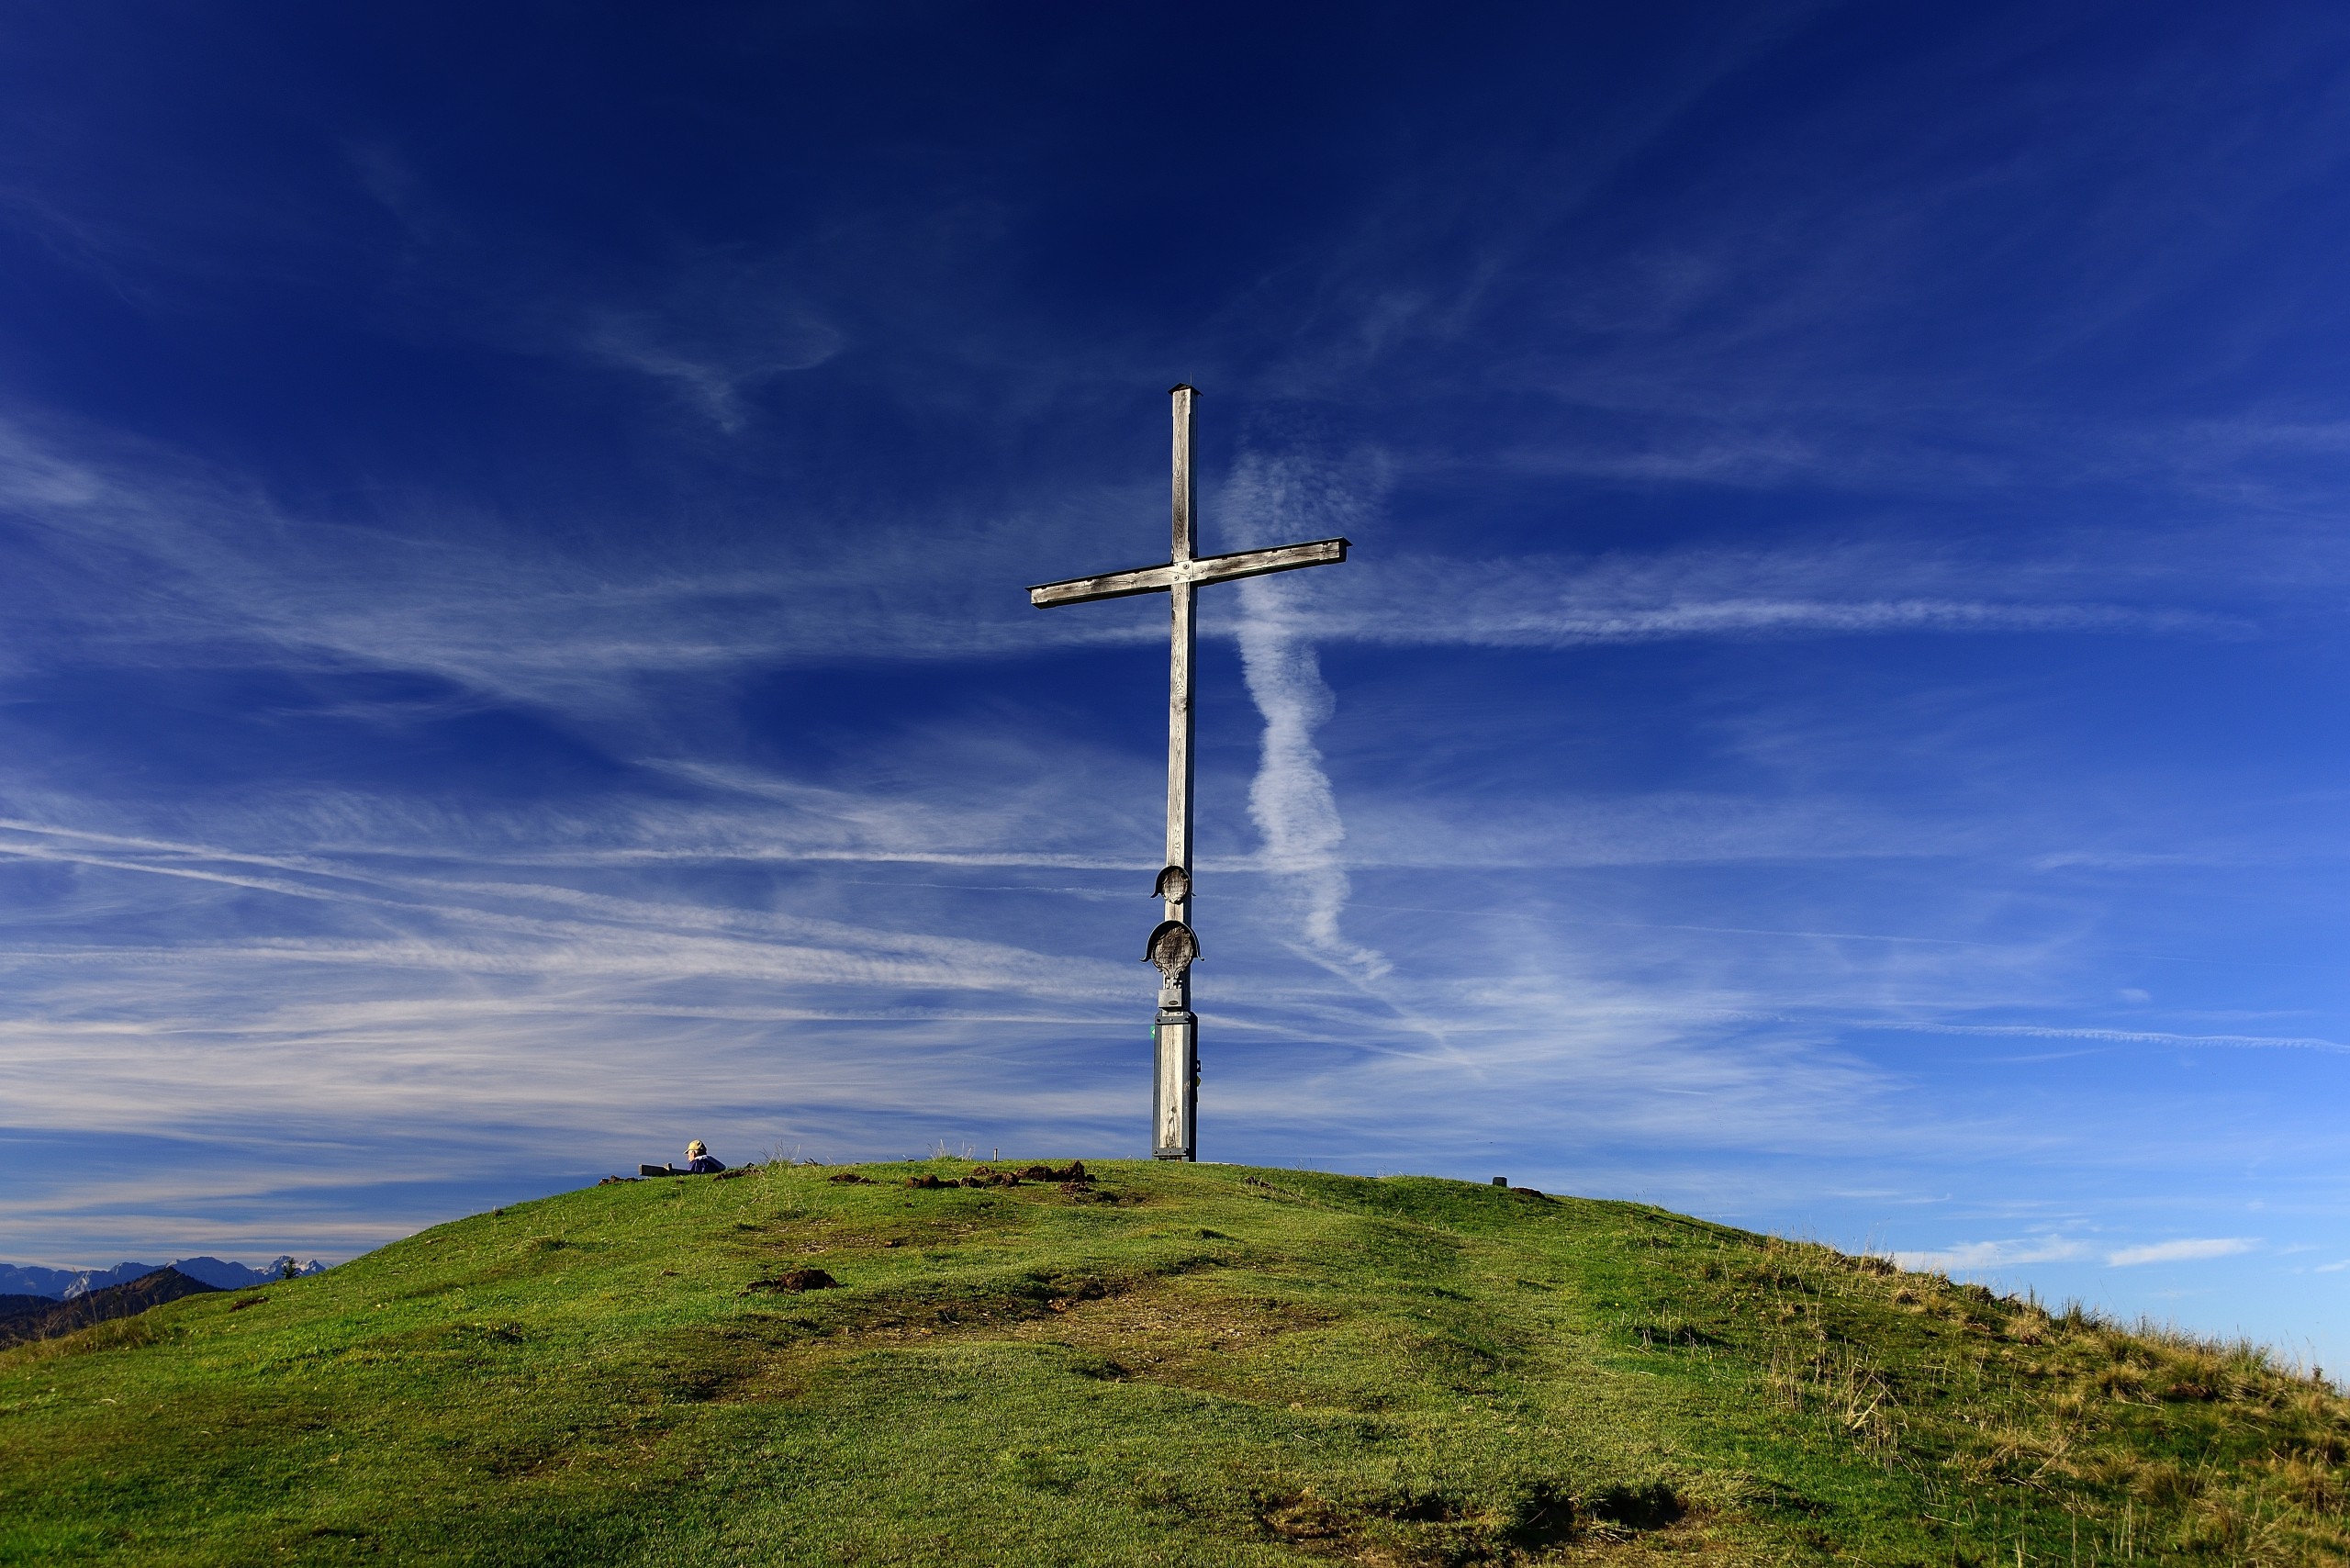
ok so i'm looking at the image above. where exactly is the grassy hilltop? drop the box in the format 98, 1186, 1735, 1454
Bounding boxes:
1, 1160, 2344, 1566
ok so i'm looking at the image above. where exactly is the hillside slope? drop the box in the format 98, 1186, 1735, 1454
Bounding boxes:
0, 1160, 2343, 1565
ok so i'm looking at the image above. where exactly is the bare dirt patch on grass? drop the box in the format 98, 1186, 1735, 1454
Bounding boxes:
977, 1277, 1335, 1394
703, 1270, 1333, 1413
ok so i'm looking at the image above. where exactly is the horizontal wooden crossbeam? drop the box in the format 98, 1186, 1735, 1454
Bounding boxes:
1028, 537, 1350, 609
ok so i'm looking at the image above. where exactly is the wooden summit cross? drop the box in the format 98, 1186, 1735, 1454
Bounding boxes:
1028, 386, 1349, 1161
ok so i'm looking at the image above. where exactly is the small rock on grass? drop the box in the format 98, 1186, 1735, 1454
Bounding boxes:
746, 1269, 840, 1294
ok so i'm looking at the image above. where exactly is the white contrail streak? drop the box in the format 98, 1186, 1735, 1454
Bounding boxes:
1237, 577, 1387, 980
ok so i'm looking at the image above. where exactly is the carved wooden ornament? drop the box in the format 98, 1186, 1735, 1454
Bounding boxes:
1144, 919, 1200, 983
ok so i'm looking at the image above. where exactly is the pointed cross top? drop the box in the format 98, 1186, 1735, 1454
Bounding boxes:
1029, 385, 1345, 607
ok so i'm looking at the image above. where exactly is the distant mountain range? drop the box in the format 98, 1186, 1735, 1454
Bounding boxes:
0, 1256, 327, 1301
0, 1267, 226, 1349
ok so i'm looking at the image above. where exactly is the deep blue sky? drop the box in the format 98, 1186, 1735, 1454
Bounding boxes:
3, 3, 2347, 1365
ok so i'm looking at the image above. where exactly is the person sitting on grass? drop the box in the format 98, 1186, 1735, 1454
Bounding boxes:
639, 1139, 728, 1177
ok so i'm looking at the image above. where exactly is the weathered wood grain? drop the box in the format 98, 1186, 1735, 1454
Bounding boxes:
1025, 537, 1350, 607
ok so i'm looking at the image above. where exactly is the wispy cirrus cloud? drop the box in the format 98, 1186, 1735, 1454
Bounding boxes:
575, 276, 844, 433
1895, 1237, 2265, 1272
1231, 543, 2254, 650
2108, 1238, 2259, 1268
1894, 1238, 2093, 1271
0, 409, 2279, 737
1872, 1022, 2350, 1056
1237, 585, 1387, 982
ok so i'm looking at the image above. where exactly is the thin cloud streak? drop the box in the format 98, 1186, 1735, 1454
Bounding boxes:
1891, 1238, 2263, 1271
1876, 1022, 2350, 1055
0, 411, 2282, 746
1237, 579, 1388, 982
1894, 1238, 2092, 1271
2108, 1238, 2258, 1267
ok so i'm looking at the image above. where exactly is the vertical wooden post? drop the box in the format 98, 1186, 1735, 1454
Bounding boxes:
1154, 385, 1200, 1160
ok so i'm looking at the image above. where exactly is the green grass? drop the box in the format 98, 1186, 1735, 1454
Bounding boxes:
2, 1160, 2344, 1565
